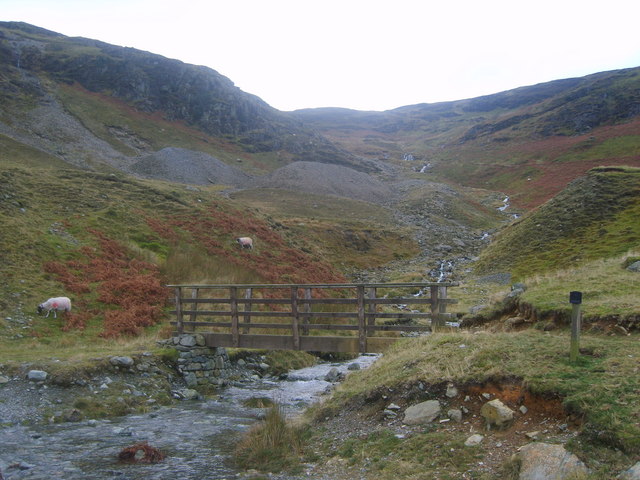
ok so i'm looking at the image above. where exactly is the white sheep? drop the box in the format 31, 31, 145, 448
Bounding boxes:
37, 296, 71, 318
236, 237, 253, 249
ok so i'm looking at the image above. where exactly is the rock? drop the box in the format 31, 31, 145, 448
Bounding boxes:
0, 375, 9, 384
179, 389, 199, 400
619, 461, 640, 479
386, 403, 401, 410
447, 409, 463, 422
110, 356, 134, 367
516, 442, 588, 480
626, 261, 640, 272
525, 431, 540, 440
324, 367, 342, 382
27, 370, 47, 381
464, 434, 484, 446
445, 384, 458, 398
178, 335, 197, 347
347, 362, 361, 371
403, 400, 441, 425
237, 359, 246, 366
519, 405, 529, 415
480, 399, 514, 429
259, 363, 270, 371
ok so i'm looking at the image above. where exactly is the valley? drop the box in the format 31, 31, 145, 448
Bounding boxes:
1, 20, 639, 479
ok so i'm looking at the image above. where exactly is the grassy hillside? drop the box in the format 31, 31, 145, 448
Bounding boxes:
0, 159, 419, 353
473, 167, 640, 279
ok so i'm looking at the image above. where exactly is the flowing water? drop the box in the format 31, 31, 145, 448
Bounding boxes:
0, 355, 379, 480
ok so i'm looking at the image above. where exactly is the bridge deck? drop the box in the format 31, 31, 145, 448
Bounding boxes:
168, 282, 458, 353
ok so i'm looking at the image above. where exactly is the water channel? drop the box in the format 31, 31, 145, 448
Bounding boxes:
0, 355, 379, 480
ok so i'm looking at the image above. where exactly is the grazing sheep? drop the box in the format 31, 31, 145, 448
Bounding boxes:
236, 237, 253, 249
37, 296, 71, 318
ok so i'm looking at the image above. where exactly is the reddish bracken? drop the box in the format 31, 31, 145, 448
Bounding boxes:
43, 229, 168, 337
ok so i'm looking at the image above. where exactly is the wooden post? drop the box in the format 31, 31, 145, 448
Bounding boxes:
175, 287, 183, 334
302, 288, 312, 335
357, 285, 366, 353
438, 286, 447, 325
367, 287, 377, 336
291, 287, 300, 350
230, 286, 239, 347
430, 285, 442, 328
189, 287, 199, 326
569, 291, 582, 362
242, 288, 252, 334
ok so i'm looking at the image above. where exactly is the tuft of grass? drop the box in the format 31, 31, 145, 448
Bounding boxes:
234, 404, 305, 473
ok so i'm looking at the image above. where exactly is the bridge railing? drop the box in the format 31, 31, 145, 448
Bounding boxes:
167, 282, 458, 353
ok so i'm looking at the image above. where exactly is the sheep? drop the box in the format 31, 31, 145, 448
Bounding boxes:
236, 237, 253, 250
37, 296, 71, 318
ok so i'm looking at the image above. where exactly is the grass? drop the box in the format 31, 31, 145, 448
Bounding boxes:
297, 329, 640, 478
473, 168, 640, 279
234, 404, 306, 474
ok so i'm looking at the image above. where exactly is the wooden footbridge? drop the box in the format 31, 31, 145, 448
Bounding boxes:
168, 282, 458, 353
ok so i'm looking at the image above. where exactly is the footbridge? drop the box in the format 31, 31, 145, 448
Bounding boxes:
168, 282, 458, 353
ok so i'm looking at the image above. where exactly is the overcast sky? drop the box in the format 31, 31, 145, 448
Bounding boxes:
3, 0, 640, 111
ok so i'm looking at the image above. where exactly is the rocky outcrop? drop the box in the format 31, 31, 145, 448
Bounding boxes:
515, 442, 588, 480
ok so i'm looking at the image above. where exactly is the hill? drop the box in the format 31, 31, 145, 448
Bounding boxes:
474, 166, 640, 279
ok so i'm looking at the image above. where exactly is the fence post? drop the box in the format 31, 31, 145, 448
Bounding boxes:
367, 287, 377, 336
189, 287, 199, 325
291, 287, 300, 350
438, 286, 448, 324
357, 285, 366, 353
569, 291, 582, 362
230, 286, 239, 347
302, 288, 312, 335
243, 288, 252, 334
175, 287, 183, 335
430, 286, 443, 328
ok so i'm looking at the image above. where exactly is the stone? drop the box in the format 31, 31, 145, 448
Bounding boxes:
448, 409, 463, 422
110, 356, 134, 367
445, 384, 458, 398
519, 405, 528, 415
179, 335, 197, 347
179, 389, 199, 400
525, 431, 540, 440
403, 400, 441, 425
464, 434, 484, 446
516, 442, 588, 480
194, 334, 206, 346
626, 261, 640, 272
0, 375, 10, 384
347, 362, 361, 370
237, 358, 246, 366
324, 367, 341, 382
386, 403, 401, 410
619, 461, 640, 479
480, 399, 514, 429
27, 370, 47, 381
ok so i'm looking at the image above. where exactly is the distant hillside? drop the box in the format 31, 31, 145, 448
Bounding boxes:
294, 68, 640, 208
473, 166, 640, 279
0, 21, 371, 175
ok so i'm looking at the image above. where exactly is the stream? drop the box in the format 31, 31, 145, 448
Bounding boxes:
0, 355, 379, 480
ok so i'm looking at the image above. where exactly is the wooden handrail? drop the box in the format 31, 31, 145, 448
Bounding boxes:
168, 283, 458, 353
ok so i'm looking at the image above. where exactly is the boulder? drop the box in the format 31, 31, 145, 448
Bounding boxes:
403, 400, 441, 425
27, 370, 47, 381
464, 434, 484, 446
626, 261, 640, 272
110, 356, 134, 367
619, 461, 640, 479
480, 399, 514, 429
516, 442, 588, 479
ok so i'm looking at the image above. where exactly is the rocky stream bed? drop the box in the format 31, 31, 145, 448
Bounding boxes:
0, 350, 378, 480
